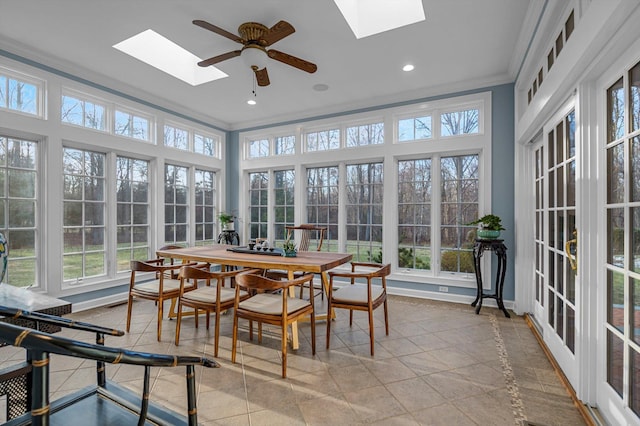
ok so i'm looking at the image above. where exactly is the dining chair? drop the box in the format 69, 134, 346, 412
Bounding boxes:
175, 265, 256, 356
326, 262, 391, 356
156, 244, 187, 281
126, 259, 196, 341
268, 224, 328, 299
232, 271, 316, 378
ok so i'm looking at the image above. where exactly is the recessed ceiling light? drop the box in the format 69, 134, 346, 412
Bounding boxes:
403, 64, 415, 72
113, 29, 227, 86
247, 99, 257, 106
333, 0, 425, 39
313, 83, 329, 92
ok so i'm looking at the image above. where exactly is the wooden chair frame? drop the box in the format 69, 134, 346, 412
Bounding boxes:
175, 266, 257, 356
326, 262, 391, 356
232, 272, 316, 378
126, 259, 196, 341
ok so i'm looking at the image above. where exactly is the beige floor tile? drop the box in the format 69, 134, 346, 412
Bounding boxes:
1, 295, 588, 425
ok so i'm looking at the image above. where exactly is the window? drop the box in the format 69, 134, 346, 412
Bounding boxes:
0, 73, 39, 115
194, 133, 217, 157
116, 157, 149, 272
548, 49, 554, 71
398, 116, 432, 141
194, 169, 216, 245
63, 148, 106, 281
248, 139, 269, 158
346, 122, 384, 147
306, 129, 340, 152
61, 94, 106, 131
565, 10, 575, 40
555, 33, 564, 57
164, 125, 189, 150
275, 135, 295, 155
306, 166, 339, 251
439, 155, 479, 273
115, 109, 150, 141
398, 159, 432, 270
164, 164, 188, 244
441, 108, 479, 136
248, 172, 268, 240
273, 170, 295, 243
0, 136, 38, 287
239, 92, 490, 284
346, 162, 383, 261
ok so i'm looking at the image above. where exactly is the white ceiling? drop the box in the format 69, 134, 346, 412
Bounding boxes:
0, 0, 536, 130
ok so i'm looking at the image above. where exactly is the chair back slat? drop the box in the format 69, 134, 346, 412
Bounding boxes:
286, 224, 327, 252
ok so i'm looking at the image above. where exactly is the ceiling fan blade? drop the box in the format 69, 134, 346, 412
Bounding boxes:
197, 50, 241, 67
253, 66, 270, 86
193, 20, 243, 43
267, 49, 317, 73
260, 21, 295, 46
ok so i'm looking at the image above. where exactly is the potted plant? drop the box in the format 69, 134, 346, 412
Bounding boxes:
218, 212, 235, 231
467, 214, 505, 240
281, 239, 297, 257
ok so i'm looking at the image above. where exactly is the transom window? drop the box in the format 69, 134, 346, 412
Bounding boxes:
164, 124, 189, 151
61, 93, 107, 131
248, 139, 269, 158
194, 133, 218, 157
0, 71, 40, 116
306, 129, 340, 152
346, 122, 384, 147
115, 109, 150, 141
441, 108, 480, 136
398, 115, 432, 142
275, 135, 295, 155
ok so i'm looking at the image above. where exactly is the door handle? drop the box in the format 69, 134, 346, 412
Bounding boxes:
565, 229, 577, 272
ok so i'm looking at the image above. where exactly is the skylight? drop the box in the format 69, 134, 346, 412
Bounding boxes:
333, 0, 425, 39
113, 29, 227, 86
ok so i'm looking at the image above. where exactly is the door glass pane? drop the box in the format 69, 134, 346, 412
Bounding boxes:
608, 269, 624, 332
631, 63, 640, 132
632, 137, 640, 202
608, 143, 625, 204
634, 278, 640, 345
567, 305, 575, 353
567, 160, 576, 206
608, 208, 624, 267
608, 77, 624, 142
608, 330, 624, 396
632, 348, 640, 416
557, 165, 564, 207
634, 207, 640, 274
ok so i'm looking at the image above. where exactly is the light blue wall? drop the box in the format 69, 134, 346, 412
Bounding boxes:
226, 83, 516, 301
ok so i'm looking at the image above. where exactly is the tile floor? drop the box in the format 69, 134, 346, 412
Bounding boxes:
1, 296, 587, 425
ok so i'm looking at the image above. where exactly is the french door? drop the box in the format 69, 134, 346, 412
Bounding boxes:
599, 60, 640, 423
532, 104, 579, 385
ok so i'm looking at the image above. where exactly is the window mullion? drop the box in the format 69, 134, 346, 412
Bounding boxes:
432, 154, 442, 275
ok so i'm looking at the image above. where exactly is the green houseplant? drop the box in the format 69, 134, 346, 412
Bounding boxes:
467, 214, 505, 240
218, 212, 235, 230
281, 239, 297, 257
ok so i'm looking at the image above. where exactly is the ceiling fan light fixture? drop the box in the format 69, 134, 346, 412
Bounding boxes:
403, 64, 415, 72
242, 45, 268, 70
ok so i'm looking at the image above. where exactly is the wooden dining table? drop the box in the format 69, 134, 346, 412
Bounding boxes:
155, 244, 352, 349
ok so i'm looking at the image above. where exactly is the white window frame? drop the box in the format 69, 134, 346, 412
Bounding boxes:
60, 89, 108, 132
0, 66, 45, 118
239, 92, 492, 288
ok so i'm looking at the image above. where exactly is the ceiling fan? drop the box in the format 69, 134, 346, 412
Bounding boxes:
193, 19, 317, 87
